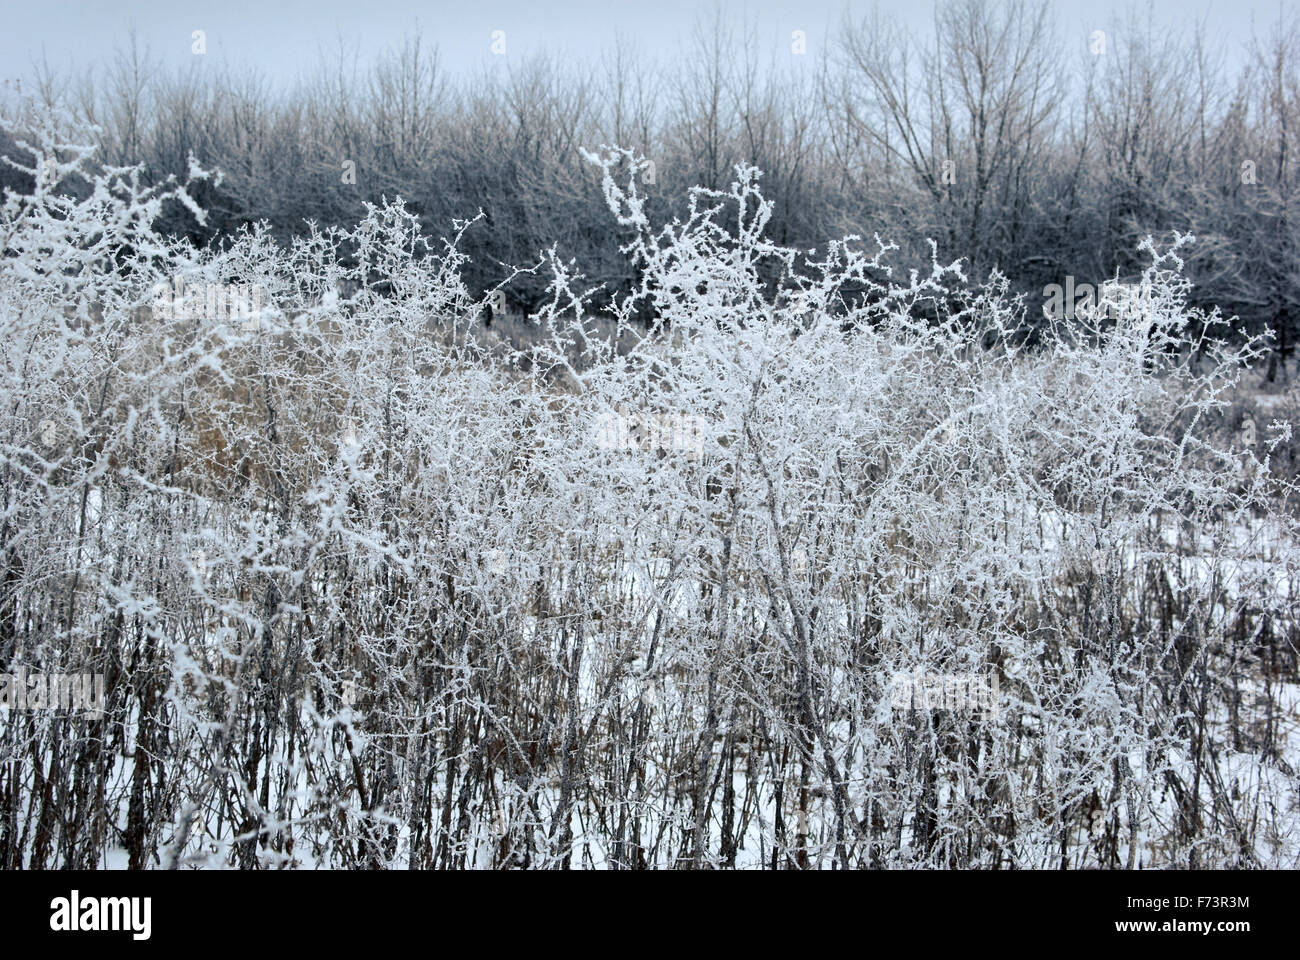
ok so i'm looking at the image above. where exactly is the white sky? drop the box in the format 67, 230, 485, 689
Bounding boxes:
0, 0, 1286, 92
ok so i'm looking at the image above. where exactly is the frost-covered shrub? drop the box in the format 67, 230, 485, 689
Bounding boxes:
0, 109, 1296, 870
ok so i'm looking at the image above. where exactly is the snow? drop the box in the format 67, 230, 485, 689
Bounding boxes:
0, 104, 1297, 869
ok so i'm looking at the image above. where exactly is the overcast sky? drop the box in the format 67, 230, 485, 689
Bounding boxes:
0, 0, 1286, 91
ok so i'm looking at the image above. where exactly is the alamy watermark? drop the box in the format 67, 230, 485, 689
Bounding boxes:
1042, 277, 1154, 322
150, 275, 269, 330
596, 407, 706, 459
50, 890, 151, 940
890, 669, 1000, 718
1, 670, 105, 719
